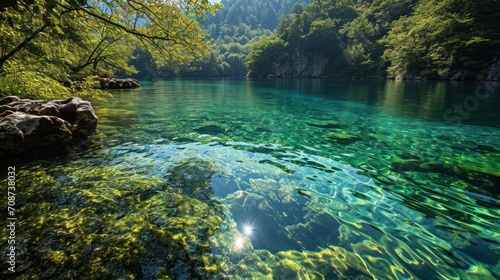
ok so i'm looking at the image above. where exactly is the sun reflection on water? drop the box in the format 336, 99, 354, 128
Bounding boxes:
234, 236, 245, 250
242, 224, 254, 236
232, 223, 257, 251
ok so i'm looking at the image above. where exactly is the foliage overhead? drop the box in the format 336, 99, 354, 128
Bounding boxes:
0, 0, 221, 98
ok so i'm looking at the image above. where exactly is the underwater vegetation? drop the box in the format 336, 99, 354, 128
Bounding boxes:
0, 156, 225, 279
2, 141, 498, 279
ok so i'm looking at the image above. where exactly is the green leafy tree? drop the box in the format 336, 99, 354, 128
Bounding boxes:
0, 0, 220, 98
340, 16, 377, 72
305, 18, 339, 54
382, 0, 473, 77
246, 35, 286, 76
344, 43, 372, 73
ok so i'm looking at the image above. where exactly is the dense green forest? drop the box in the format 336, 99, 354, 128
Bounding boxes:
246, 0, 500, 79
140, 0, 310, 78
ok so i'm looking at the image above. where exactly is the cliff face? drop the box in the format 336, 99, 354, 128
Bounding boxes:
257, 51, 500, 81
449, 56, 500, 81
267, 48, 329, 78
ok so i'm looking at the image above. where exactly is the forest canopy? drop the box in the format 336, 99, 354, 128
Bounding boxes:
0, 0, 220, 99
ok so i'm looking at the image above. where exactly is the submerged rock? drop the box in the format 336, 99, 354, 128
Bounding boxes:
306, 121, 345, 129
194, 124, 226, 134
99, 77, 140, 89
0, 96, 98, 158
165, 159, 215, 200
391, 159, 500, 197
255, 127, 272, 133
326, 131, 361, 145
390, 159, 422, 173
171, 137, 195, 143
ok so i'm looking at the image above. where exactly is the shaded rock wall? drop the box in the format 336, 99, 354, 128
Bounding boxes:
450, 55, 500, 81
247, 47, 330, 78
252, 48, 500, 80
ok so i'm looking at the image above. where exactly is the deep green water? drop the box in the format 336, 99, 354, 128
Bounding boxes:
1, 79, 500, 279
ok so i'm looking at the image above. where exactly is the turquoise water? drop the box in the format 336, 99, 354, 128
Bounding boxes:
1, 79, 499, 279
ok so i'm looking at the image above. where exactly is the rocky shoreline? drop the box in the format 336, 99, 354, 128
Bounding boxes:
0, 96, 98, 161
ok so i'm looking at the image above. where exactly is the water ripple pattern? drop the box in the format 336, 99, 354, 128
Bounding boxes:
1, 79, 499, 279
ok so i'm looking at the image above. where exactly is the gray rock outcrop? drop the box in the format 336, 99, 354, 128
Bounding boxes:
0, 96, 98, 157
99, 78, 140, 89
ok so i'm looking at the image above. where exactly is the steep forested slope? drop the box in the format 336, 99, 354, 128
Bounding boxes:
246, 0, 500, 80
180, 0, 311, 76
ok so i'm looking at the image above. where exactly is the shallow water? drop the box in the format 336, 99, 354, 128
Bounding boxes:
1, 79, 499, 279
